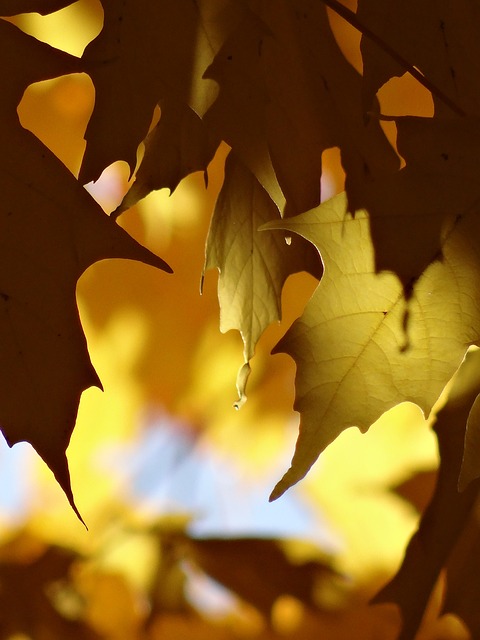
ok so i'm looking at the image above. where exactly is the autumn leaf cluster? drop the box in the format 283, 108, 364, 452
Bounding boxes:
2, 0, 480, 638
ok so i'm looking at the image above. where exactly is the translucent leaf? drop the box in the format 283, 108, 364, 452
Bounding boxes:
204, 153, 321, 404
265, 192, 480, 499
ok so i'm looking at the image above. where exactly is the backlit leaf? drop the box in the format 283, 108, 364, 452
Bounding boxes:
204, 153, 321, 405
265, 192, 480, 500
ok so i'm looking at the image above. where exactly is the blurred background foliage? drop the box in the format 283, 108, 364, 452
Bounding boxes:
0, 1, 469, 638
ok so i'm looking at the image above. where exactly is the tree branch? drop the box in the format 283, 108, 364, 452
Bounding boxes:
321, 0, 466, 117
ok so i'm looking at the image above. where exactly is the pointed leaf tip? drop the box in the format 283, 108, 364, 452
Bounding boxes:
269, 484, 285, 502
269, 467, 299, 502
42, 449, 87, 529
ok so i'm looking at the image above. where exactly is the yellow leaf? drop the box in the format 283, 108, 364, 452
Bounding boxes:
265, 192, 479, 499
204, 153, 321, 405
78, 569, 143, 639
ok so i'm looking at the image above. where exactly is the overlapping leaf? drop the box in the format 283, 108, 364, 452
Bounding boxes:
374, 348, 480, 639
201, 0, 399, 394
0, 19, 171, 520
117, 97, 219, 214
265, 191, 480, 500
364, 115, 480, 284
80, 0, 243, 184
357, 0, 480, 116
204, 153, 321, 405
204, 0, 398, 215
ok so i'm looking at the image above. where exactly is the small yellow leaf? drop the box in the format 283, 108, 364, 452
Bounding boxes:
204, 153, 321, 405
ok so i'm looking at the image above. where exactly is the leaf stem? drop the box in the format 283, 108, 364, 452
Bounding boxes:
320, 0, 466, 117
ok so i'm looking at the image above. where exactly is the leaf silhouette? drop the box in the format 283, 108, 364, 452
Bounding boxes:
364, 115, 480, 285
117, 97, 219, 214
358, 0, 480, 116
80, 0, 242, 184
0, 0, 75, 15
265, 192, 480, 500
0, 19, 171, 521
204, 0, 398, 215
459, 392, 480, 490
204, 152, 321, 406
203, 11, 285, 209
187, 537, 336, 615
443, 494, 480, 638
374, 348, 480, 639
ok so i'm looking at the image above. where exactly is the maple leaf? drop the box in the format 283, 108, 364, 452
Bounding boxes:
357, 0, 480, 116
204, 0, 398, 215
374, 348, 480, 640
80, 0, 243, 184
117, 97, 219, 215
265, 192, 480, 500
204, 153, 321, 406
202, 11, 286, 211
0, 19, 171, 522
364, 115, 480, 284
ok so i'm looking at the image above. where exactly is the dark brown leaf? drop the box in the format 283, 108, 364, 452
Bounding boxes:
0, 19, 171, 521
188, 537, 337, 615
374, 349, 480, 639
205, 0, 398, 215
363, 115, 480, 286
358, 0, 480, 116
0, 0, 76, 15
80, 0, 243, 183
118, 97, 219, 213
442, 500, 480, 637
